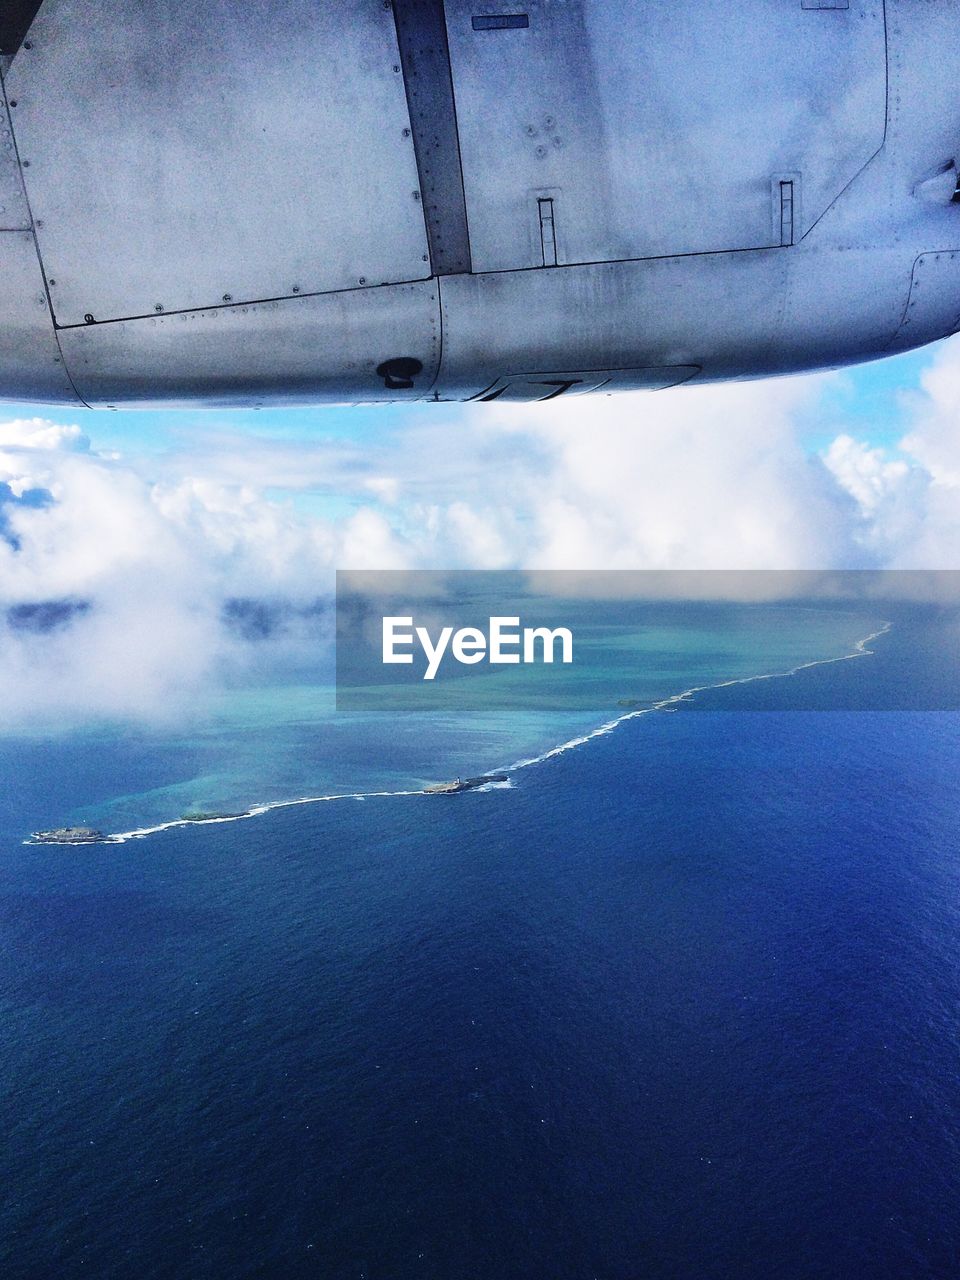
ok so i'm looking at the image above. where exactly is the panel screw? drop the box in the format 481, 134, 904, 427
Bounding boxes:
292, 285, 300, 293
48, 278, 55, 285
22, 159, 29, 167
84, 313, 94, 324
422, 254, 428, 262
154, 303, 164, 312
8, 101, 16, 108
358, 277, 366, 284
412, 190, 420, 201
35, 219, 43, 227
393, 64, 400, 72
402, 127, 410, 137
222, 293, 232, 301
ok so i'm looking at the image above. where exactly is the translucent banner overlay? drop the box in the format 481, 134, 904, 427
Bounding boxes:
335, 570, 960, 712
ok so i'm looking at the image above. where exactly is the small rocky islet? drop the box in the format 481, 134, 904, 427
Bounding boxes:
423, 773, 509, 794
32, 827, 109, 845
179, 810, 248, 823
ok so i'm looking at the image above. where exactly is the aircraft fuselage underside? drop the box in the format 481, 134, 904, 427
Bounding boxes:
1, 0, 960, 407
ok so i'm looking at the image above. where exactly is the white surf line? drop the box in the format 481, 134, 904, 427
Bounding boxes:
22, 787, 430, 845
104, 787, 429, 843
506, 621, 892, 772
24, 622, 891, 846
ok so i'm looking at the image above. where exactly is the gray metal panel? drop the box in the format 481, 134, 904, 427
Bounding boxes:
435, 258, 773, 397
436, 239, 915, 398
0, 230, 82, 404
887, 252, 960, 353
775, 245, 913, 376
57, 282, 440, 408
392, 0, 471, 275
443, 0, 886, 271
0, 94, 30, 230
7, 0, 431, 325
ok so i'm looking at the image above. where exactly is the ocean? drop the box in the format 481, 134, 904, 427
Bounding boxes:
1, 603, 959, 1277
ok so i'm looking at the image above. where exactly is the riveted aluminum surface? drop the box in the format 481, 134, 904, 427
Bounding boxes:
391, 0, 471, 275
435, 238, 922, 399
0, 230, 82, 403
0, 94, 30, 229
57, 282, 441, 408
442, 0, 886, 271
3, 0, 960, 407
888, 253, 960, 352
6, 0, 431, 325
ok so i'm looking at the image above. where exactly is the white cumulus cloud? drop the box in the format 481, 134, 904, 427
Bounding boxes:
2, 341, 960, 731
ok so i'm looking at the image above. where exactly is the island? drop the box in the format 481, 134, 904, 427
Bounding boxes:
180, 810, 248, 823
32, 827, 108, 844
423, 774, 509, 795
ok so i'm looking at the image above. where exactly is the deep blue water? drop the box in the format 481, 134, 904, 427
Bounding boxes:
1, 616, 960, 1277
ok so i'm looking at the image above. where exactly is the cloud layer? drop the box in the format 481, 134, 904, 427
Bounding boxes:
1, 338, 959, 730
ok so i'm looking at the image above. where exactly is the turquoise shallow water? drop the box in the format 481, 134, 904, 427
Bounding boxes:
1, 601, 884, 840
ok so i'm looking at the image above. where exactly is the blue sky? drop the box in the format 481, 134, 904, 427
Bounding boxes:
791, 346, 938, 452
